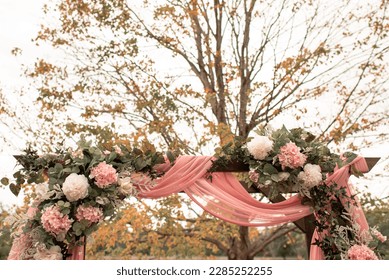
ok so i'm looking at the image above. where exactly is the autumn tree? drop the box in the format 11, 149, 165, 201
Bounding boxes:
4, 0, 389, 259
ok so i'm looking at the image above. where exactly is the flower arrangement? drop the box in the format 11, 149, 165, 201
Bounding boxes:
210, 126, 387, 259
3, 140, 172, 260
210, 126, 342, 198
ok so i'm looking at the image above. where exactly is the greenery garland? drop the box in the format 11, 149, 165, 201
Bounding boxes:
1, 127, 386, 260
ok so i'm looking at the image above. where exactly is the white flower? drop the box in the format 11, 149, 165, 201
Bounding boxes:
247, 135, 274, 160
117, 176, 137, 196
297, 164, 322, 188
33, 244, 63, 260
271, 172, 290, 182
62, 173, 89, 202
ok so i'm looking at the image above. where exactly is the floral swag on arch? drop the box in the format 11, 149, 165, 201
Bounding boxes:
3, 126, 386, 260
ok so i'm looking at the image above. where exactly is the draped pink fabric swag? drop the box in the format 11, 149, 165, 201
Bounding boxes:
8, 155, 369, 260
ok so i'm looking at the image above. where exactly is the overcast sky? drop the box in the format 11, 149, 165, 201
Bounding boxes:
0, 0, 47, 207
0, 0, 388, 208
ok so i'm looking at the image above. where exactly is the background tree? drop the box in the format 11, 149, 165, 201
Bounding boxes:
0, 205, 12, 260
2, 0, 388, 259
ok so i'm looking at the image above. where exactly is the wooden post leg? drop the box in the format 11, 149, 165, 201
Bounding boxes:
304, 214, 316, 258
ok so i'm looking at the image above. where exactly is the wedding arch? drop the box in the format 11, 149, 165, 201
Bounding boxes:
4, 127, 385, 260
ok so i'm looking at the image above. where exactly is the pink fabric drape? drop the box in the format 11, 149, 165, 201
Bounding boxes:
140, 156, 312, 226
309, 156, 370, 259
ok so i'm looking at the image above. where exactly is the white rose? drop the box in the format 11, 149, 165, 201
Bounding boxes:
297, 164, 322, 188
33, 244, 63, 260
118, 176, 137, 196
247, 135, 274, 160
62, 173, 89, 202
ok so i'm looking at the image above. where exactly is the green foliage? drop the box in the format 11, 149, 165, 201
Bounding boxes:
361, 193, 389, 259
0, 206, 12, 260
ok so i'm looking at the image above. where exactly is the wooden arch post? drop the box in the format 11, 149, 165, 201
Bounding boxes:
212, 157, 380, 257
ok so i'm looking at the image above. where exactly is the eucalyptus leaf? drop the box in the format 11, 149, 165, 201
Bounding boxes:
263, 163, 278, 175
1, 177, 9, 186
9, 183, 21, 196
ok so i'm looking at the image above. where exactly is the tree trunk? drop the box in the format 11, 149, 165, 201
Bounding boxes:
226, 226, 254, 260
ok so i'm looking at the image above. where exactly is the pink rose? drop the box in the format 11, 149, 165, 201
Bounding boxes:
248, 170, 259, 183
90, 161, 118, 188
278, 142, 307, 170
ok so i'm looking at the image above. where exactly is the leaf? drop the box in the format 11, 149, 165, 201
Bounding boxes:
263, 163, 278, 175
166, 151, 176, 164
135, 157, 147, 170
9, 183, 21, 196
1, 177, 9, 186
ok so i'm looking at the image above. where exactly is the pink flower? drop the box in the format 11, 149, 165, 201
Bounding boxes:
278, 142, 307, 170
372, 228, 387, 243
347, 244, 378, 260
90, 161, 118, 188
41, 205, 72, 237
248, 170, 259, 183
27, 207, 39, 220
76, 205, 104, 224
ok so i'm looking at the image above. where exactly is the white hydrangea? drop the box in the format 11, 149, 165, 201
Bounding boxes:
247, 135, 274, 160
297, 164, 322, 188
62, 173, 89, 202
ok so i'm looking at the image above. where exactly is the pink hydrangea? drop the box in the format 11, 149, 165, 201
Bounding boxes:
278, 142, 307, 170
347, 244, 378, 260
75, 205, 104, 224
90, 161, 118, 188
41, 205, 72, 237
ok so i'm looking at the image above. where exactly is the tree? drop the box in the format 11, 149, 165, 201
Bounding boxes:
0, 205, 12, 260
86, 195, 297, 259
361, 192, 389, 259
3, 0, 389, 259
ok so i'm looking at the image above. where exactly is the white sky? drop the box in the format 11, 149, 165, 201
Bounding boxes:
0, 0, 47, 207
0, 0, 388, 209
